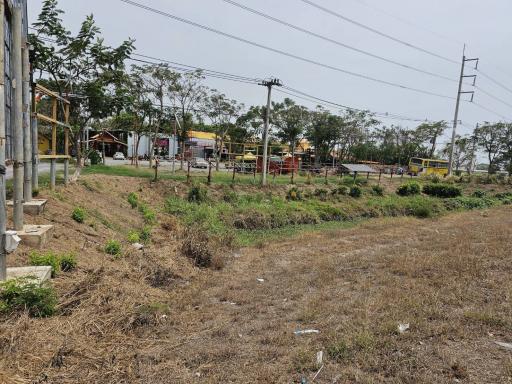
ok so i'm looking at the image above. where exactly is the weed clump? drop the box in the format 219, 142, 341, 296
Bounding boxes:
223, 190, 238, 204
127, 192, 139, 208
127, 230, 140, 244
138, 203, 156, 224
331, 185, 348, 196
140, 226, 152, 243
188, 185, 208, 203
0, 277, 57, 317
287, 187, 302, 201
104, 240, 121, 256
396, 182, 421, 196
59, 254, 77, 272
349, 186, 362, 198
423, 183, 462, 198
71, 207, 86, 223
28, 251, 77, 276
372, 185, 384, 196
472, 190, 487, 198
181, 228, 214, 268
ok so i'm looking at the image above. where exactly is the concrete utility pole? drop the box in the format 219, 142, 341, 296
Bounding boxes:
12, 6, 24, 230
448, 45, 478, 176
0, 0, 6, 280
259, 78, 282, 186
22, 39, 32, 202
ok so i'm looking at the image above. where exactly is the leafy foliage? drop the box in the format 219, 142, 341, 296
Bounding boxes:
72, 207, 86, 223
104, 240, 121, 256
0, 278, 57, 317
422, 184, 462, 198
396, 182, 421, 196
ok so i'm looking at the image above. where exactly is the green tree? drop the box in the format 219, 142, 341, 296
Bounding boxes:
29, 0, 134, 178
415, 121, 448, 158
475, 122, 506, 174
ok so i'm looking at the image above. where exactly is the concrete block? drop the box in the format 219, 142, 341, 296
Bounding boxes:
16, 224, 54, 248
6, 266, 52, 284
6, 199, 48, 215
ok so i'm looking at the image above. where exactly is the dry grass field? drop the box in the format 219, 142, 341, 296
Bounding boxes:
0, 174, 511, 383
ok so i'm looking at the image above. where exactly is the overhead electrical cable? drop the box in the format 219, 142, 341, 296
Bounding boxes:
118, 0, 455, 100
297, 0, 459, 65
221, 0, 456, 83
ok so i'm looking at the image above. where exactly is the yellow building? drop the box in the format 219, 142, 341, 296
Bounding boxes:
38, 135, 50, 155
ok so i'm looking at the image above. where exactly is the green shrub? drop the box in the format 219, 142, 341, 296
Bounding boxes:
188, 185, 208, 203
444, 197, 496, 210
331, 185, 348, 196
88, 150, 102, 165
372, 185, 384, 196
29, 251, 60, 277
29, 251, 76, 275
472, 190, 487, 198
287, 187, 303, 201
59, 253, 77, 272
327, 340, 351, 361
0, 277, 57, 317
138, 203, 156, 224
349, 186, 362, 198
223, 190, 238, 204
71, 207, 86, 223
396, 182, 421, 196
104, 240, 121, 256
32, 188, 39, 197
127, 230, 140, 243
422, 183, 462, 198
140, 226, 152, 243
413, 205, 432, 218
127, 192, 139, 208
314, 188, 329, 200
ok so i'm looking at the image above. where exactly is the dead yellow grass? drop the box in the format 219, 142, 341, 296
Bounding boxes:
0, 175, 511, 383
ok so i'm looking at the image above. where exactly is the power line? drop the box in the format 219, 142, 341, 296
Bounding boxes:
474, 85, 512, 110
118, 0, 455, 100
350, 0, 465, 46
476, 69, 512, 97
471, 101, 512, 121
222, 0, 456, 83
297, 0, 459, 65
277, 86, 438, 123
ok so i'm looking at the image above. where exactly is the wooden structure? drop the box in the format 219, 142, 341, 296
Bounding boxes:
34, 83, 71, 189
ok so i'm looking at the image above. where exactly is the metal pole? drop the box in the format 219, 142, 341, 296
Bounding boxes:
0, 0, 6, 280
261, 84, 272, 186
12, 6, 24, 230
22, 39, 31, 202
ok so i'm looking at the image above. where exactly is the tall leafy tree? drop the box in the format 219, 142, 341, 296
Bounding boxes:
415, 121, 448, 158
203, 91, 243, 170
474, 122, 507, 174
29, 0, 134, 178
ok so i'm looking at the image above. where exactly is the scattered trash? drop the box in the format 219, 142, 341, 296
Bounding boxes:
294, 329, 320, 335
300, 377, 308, 384
311, 364, 324, 382
195, 372, 201, 377
495, 341, 512, 351
256, 278, 265, 283
316, 351, 323, 366
398, 323, 410, 334
132, 242, 144, 250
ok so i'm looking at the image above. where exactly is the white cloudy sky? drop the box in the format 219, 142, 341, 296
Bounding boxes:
29, 0, 512, 145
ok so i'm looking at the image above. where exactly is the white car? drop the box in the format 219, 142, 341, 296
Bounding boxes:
113, 152, 125, 160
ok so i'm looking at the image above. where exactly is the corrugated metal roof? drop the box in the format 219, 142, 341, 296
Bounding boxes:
341, 164, 378, 173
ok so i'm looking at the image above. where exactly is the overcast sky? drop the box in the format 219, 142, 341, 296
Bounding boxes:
29, 0, 512, 146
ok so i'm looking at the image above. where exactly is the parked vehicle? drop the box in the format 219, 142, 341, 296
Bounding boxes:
113, 152, 125, 160
408, 157, 448, 177
190, 157, 209, 169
